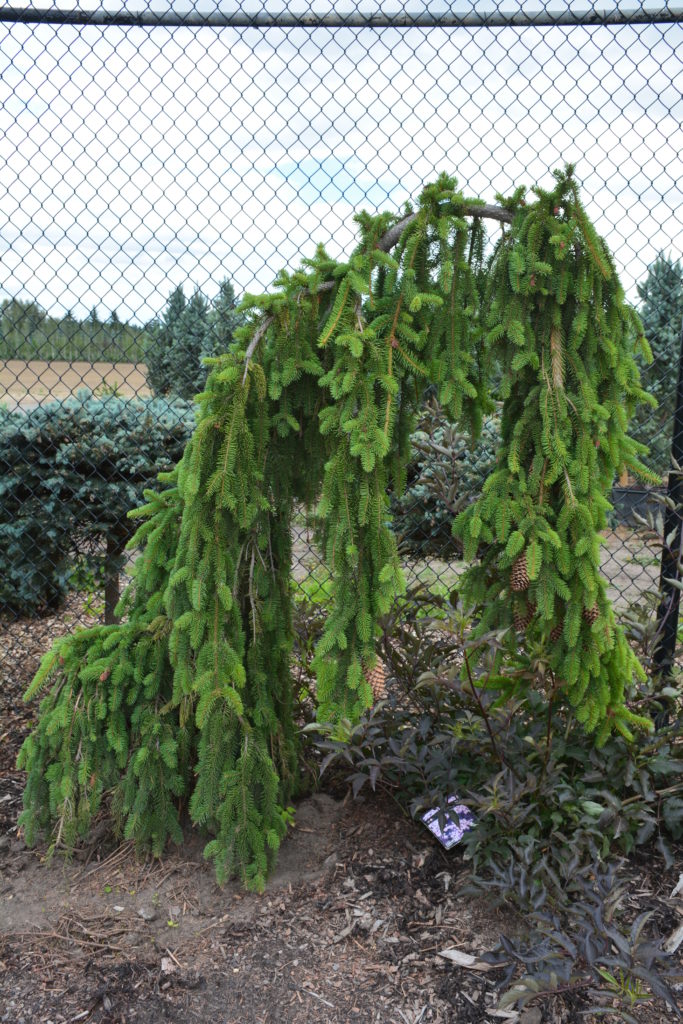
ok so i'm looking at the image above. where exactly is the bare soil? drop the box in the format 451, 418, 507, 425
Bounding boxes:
0, 788, 529, 1024
0, 361, 149, 409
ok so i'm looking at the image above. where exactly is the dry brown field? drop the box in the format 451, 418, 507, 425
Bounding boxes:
0, 359, 149, 408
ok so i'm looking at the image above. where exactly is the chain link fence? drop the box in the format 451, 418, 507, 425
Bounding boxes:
1, 1, 682, 693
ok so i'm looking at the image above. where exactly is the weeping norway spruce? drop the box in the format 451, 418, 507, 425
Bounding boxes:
18, 167, 656, 889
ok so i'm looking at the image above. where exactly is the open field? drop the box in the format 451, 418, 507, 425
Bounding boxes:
0, 360, 150, 409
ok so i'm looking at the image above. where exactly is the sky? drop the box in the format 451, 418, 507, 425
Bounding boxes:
0, 11, 682, 324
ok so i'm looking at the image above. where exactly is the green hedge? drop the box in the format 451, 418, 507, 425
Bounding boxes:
0, 391, 195, 617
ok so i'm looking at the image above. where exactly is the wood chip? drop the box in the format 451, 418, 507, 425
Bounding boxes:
302, 988, 334, 1008
160, 956, 177, 975
664, 921, 683, 954
437, 948, 496, 971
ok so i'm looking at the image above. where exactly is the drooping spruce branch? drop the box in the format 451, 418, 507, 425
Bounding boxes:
18, 167, 655, 890
454, 171, 656, 740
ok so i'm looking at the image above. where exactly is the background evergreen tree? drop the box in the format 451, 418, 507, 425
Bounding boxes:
86, 305, 104, 358
390, 401, 500, 557
146, 280, 239, 401
108, 309, 123, 360
145, 285, 187, 397
63, 310, 78, 347
173, 286, 210, 399
205, 278, 240, 360
631, 253, 683, 475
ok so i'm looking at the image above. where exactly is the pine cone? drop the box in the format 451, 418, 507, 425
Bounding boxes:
550, 622, 563, 643
510, 552, 530, 592
513, 601, 536, 632
583, 604, 599, 624
364, 660, 387, 702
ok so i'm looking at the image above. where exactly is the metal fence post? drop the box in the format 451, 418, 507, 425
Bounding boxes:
652, 318, 683, 694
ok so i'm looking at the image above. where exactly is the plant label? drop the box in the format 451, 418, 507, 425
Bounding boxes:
420, 796, 475, 849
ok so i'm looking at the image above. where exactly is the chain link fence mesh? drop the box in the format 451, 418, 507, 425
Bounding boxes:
1, 2, 682, 689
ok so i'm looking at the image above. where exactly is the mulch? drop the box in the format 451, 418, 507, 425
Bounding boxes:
0, 796, 553, 1024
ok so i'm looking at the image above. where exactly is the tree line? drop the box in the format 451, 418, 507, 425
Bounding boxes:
0, 277, 241, 402
0, 298, 150, 363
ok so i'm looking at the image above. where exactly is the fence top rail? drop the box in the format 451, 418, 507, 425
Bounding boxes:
1, 2, 682, 28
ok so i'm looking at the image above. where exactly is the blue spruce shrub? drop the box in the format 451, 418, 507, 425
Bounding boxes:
0, 391, 195, 616
390, 400, 499, 557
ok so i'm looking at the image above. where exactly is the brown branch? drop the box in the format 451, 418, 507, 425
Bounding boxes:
241, 316, 274, 384
463, 648, 504, 769
241, 201, 513, 379
377, 202, 513, 252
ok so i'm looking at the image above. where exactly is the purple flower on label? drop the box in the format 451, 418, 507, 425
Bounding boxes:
420, 796, 476, 850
